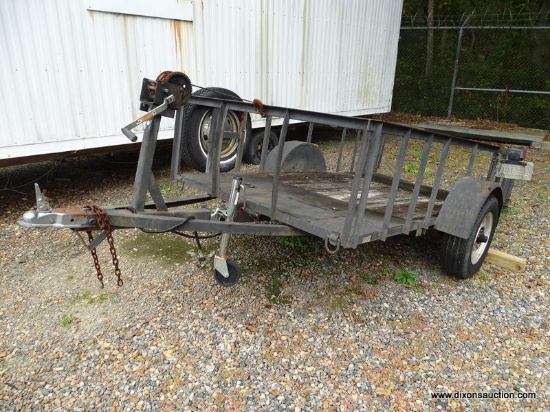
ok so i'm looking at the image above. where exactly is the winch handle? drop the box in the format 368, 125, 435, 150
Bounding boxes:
120, 94, 175, 142
121, 127, 138, 142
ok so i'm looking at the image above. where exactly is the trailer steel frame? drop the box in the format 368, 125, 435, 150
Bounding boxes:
20, 74, 533, 286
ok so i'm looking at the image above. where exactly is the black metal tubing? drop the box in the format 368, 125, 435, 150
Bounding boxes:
342, 122, 371, 245
350, 122, 384, 248
306, 122, 314, 143
423, 138, 451, 230
192, 96, 501, 155
404, 134, 434, 233
380, 130, 411, 241
170, 106, 185, 181
467, 143, 478, 176
259, 115, 273, 172
336, 128, 347, 172
108, 210, 304, 236
113, 195, 214, 211
131, 116, 162, 212
177, 96, 502, 248
269, 111, 290, 220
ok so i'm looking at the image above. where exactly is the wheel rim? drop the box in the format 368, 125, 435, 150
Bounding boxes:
197, 110, 241, 164
471, 211, 494, 264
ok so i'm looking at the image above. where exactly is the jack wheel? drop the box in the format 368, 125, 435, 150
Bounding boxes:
214, 259, 242, 287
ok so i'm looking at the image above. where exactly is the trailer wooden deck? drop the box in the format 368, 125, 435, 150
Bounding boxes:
182, 171, 446, 242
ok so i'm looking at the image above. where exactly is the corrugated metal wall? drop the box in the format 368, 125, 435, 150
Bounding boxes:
0, 0, 403, 163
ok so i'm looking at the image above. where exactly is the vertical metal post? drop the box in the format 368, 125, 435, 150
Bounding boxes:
208, 103, 229, 198
259, 115, 273, 172
270, 111, 290, 220
447, 27, 464, 119
487, 152, 500, 181
423, 138, 451, 229
336, 128, 347, 172
380, 130, 411, 241
342, 122, 371, 246
350, 130, 361, 173
234, 113, 249, 172
170, 106, 185, 181
501, 178, 515, 207
131, 116, 162, 212
351, 122, 384, 246
306, 122, 314, 143
404, 134, 434, 233
466, 143, 478, 176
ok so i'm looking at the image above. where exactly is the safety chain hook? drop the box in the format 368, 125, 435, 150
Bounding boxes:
84, 205, 124, 287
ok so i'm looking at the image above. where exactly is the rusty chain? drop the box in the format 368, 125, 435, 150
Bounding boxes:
86, 230, 104, 288
84, 205, 124, 287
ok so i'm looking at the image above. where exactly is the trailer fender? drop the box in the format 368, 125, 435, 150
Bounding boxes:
434, 177, 503, 239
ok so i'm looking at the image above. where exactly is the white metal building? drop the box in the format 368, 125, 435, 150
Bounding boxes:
0, 0, 404, 166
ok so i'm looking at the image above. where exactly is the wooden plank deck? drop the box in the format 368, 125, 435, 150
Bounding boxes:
181, 171, 444, 242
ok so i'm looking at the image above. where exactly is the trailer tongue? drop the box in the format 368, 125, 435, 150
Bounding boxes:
19, 72, 534, 287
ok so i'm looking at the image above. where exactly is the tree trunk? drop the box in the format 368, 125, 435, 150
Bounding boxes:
425, 0, 435, 79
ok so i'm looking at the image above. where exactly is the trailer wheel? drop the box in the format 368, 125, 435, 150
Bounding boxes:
214, 259, 242, 287
440, 196, 500, 279
181, 88, 251, 172
243, 130, 279, 165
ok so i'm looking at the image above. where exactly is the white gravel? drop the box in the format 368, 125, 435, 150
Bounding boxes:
0, 145, 548, 411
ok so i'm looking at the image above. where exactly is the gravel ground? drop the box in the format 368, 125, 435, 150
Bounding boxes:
0, 141, 548, 411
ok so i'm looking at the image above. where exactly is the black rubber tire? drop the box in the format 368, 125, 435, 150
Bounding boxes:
181, 88, 251, 172
243, 130, 279, 165
214, 259, 242, 287
440, 196, 500, 279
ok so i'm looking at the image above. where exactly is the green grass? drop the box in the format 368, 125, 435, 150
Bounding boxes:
72, 290, 108, 304
278, 236, 306, 251
60, 314, 75, 326
501, 206, 514, 217
404, 164, 420, 174
394, 270, 417, 286
537, 192, 548, 200
478, 271, 491, 282
360, 273, 377, 285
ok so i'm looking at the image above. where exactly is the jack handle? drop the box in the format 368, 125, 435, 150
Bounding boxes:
121, 95, 176, 142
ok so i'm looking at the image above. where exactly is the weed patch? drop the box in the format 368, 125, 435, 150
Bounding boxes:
394, 270, 417, 286
60, 314, 75, 326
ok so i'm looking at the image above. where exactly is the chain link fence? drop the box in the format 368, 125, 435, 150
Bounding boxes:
392, 26, 550, 130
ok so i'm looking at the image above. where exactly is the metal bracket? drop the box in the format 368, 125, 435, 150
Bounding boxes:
121, 95, 175, 142
74, 230, 108, 250
214, 255, 229, 278
34, 183, 51, 212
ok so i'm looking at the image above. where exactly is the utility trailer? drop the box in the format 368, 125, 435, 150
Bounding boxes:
19, 73, 534, 287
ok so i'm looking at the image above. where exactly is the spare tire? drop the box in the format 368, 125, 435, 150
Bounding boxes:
243, 130, 279, 165
181, 88, 251, 172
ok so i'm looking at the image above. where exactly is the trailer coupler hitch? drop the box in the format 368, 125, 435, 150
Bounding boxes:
19, 184, 97, 229
19, 184, 123, 287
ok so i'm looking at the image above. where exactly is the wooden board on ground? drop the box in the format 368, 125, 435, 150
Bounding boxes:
486, 248, 527, 272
